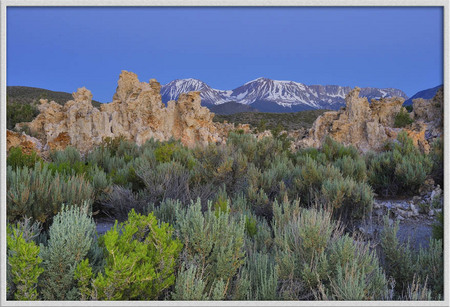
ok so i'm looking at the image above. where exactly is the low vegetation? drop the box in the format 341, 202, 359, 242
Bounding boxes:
6, 131, 443, 301
213, 109, 328, 131
366, 131, 433, 196
393, 108, 414, 128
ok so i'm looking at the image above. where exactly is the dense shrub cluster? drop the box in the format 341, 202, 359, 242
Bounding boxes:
7, 101, 39, 130
380, 216, 443, 299
7, 163, 94, 227
6, 132, 443, 301
393, 108, 414, 128
366, 131, 433, 196
213, 109, 328, 131
8, 198, 443, 301
7, 147, 42, 169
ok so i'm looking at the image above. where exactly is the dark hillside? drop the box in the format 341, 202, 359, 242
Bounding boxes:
213, 109, 328, 131
7, 86, 102, 107
403, 85, 443, 106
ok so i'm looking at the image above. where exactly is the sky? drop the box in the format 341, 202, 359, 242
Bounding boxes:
7, 6, 443, 103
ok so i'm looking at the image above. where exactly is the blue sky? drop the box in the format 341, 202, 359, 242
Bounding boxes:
7, 7, 443, 102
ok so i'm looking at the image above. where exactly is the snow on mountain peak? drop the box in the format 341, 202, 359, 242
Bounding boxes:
160, 77, 408, 112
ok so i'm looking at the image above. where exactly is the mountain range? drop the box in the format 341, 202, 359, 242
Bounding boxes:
161, 77, 409, 113
403, 84, 443, 106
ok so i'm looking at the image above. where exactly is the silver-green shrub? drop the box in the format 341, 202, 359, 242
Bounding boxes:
39, 203, 96, 300
416, 238, 443, 298
7, 163, 94, 225
137, 161, 191, 204
333, 155, 367, 182
320, 235, 387, 300
236, 251, 279, 300
367, 131, 432, 196
273, 202, 338, 298
171, 263, 226, 300
50, 146, 82, 165
320, 177, 373, 220
175, 199, 246, 298
380, 215, 442, 299
146, 198, 183, 226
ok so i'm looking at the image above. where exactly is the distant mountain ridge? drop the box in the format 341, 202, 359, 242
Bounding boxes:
403, 85, 443, 106
161, 77, 408, 113
7, 86, 102, 108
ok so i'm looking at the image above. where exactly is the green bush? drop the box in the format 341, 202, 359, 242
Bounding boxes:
245, 216, 258, 238
429, 137, 443, 186
270, 124, 292, 152
246, 155, 296, 214
137, 161, 191, 205
145, 198, 183, 226
47, 146, 92, 178
77, 210, 182, 300
320, 235, 387, 300
403, 276, 432, 301
294, 147, 327, 165
333, 155, 367, 182
381, 214, 443, 300
227, 132, 289, 169
3, 130, 444, 301
404, 105, 413, 113
272, 203, 338, 296
416, 239, 443, 297
191, 142, 248, 196
7, 163, 94, 226
7, 146, 42, 169
243, 211, 273, 253
172, 264, 226, 300
176, 199, 246, 298
432, 211, 443, 241
380, 216, 415, 294
172, 264, 209, 300
7, 102, 39, 130
272, 202, 387, 300
39, 204, 96, 300
7, 223, 44, 300
297, 157, 342, 202
155, 142, 176, 163
394, 108, 413, 128
320, 177, 373, 220
50, 146, 82, 165
100, 135, 128, 156
367, 131, 432, 196
321, 136, 360, 162
235, 252, 279, 300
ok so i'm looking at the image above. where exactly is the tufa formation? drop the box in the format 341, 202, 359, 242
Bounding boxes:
7, 71, 442, 156
14, 71, 224, 153
298, 87, 443, 153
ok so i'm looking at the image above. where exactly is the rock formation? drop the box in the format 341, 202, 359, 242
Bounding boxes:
298, 87, 442, 153
411, 87, 443, 141
6, 130, 43, 155
15, 71, 224, 152
8, 73, 443, 156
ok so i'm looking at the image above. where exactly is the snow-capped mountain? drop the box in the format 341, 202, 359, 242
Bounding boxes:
161, 78, 232, 105
161, 77, 408, 113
